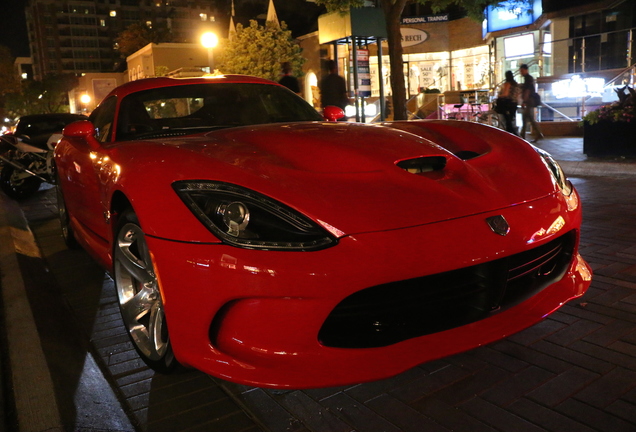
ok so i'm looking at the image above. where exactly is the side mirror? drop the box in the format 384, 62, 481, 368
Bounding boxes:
323, 106, 346, 122
63, 120, 101, 150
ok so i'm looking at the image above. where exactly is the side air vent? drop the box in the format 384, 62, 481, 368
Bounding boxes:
397, 156, 446, 174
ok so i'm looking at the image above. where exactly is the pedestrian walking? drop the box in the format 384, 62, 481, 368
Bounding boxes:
496, 70, 520, 135
278, 62, 300, 95
519, 64, 544, 142
319, 60, 349, 111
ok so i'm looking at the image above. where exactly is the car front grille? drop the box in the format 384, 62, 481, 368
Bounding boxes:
318, 230, 576, 348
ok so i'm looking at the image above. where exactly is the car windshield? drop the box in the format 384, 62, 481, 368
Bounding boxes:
116, 82, 324, 140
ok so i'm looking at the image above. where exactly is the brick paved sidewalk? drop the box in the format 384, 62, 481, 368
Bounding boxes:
2, 137, 636, 432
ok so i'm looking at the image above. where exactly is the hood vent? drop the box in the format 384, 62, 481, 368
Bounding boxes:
454, 150, 481, 160
397, 156, 446, 174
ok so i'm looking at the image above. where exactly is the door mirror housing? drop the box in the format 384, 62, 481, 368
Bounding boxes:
63, 120, 101, 150
323, 106, 346, 122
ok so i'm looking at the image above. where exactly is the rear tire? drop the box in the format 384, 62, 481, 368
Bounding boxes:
113, 209, 178, 373
0, 163, 42, 199
56, 177, 79, 249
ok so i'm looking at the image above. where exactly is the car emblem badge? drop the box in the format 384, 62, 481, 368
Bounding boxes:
486, 215, 510, 236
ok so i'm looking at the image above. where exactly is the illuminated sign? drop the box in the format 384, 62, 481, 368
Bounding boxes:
542, 33, 552, 54
552, 75, 605, 99
483, 0, 543, 36
504, 33, 535, 58
350, 49, 371, 97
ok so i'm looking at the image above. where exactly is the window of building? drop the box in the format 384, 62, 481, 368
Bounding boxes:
122, 10, 139, 20
109, 10, 116, 17
568, 8, 633, 72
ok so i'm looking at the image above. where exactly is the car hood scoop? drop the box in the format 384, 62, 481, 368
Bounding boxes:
396, 156, 446, 175
165, 121, 554, 235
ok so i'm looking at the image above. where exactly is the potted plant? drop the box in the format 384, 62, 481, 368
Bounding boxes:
582, 85, 636, 157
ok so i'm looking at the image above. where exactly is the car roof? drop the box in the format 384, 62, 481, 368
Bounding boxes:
105, 75, 282, 101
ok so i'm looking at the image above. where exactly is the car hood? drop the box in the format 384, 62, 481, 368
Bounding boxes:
120, 121, 557, 237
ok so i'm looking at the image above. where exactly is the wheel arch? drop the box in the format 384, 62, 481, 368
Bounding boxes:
110, 190, 133, 234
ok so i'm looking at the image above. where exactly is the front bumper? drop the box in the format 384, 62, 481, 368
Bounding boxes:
147, 192, 591, 388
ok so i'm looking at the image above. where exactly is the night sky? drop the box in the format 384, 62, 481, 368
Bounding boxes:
1, 0, 30, 57
0, 0, 323, 59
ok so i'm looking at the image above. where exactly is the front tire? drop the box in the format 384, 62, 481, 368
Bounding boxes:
0, 163, 42, 199
114, 209, 178, 373
56, 177, 79, 249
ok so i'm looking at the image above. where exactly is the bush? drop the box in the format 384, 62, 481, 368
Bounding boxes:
583, 86, 635, 125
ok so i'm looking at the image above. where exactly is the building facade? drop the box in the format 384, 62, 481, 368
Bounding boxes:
349, 0, 634, 120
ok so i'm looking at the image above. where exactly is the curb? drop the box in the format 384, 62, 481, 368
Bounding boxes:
0, 189, 136, 432
559, 160, 636, 177
0, 193, 62, 432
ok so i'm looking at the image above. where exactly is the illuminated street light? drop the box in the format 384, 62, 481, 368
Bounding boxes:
80, 94, 91, 113
201, 31, 218, 73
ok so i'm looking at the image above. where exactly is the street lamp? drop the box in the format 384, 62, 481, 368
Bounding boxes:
80, 94, 91, 113
201, 31, 218, 73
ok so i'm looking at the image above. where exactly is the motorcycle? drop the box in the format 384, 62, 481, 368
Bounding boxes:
0, 132, 59, 199
0, 113, 87, 199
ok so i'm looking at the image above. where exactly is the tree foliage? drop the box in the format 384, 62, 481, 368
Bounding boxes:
427, 0, 527, 21
315, 0, 364, 13
115, 22, 173, 58
218, 20, 305, 82
0, 45, 20, 97
3, 74, 79, 117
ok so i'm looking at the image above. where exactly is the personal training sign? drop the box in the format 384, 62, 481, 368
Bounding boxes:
401, 14, 449, 24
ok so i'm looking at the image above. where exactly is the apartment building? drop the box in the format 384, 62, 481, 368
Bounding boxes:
25, 0, 221, 80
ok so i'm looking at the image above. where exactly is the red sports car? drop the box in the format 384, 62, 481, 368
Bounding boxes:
55, 75, 591, 389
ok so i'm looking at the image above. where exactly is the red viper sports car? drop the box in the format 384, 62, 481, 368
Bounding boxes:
54, 75, 592, 389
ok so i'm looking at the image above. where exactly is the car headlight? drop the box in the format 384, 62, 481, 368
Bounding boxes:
534, 147, 573, 196
173, 181, 336, 251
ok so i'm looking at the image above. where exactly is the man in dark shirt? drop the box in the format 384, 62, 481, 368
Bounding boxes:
278, 62, 300, 95
319, 60, 349, 111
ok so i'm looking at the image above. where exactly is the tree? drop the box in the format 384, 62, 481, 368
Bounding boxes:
115, 23, 173, 58
314, 0, 520, 120
218, 20, 305, 82
0, 45, 20, 100
4, 74, 79, 117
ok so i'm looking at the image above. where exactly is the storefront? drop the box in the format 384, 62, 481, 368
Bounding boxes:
315, 3, 546, 120
367, 15, 490, 98
483, 0, 549, 83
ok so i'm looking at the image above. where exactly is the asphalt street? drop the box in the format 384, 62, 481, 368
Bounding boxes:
1, 137, 636, 431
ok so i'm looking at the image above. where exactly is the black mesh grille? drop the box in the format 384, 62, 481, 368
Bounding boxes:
318, 230, 576, 348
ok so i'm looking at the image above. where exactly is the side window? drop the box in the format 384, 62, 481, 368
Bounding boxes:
89, 96, 117, 142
